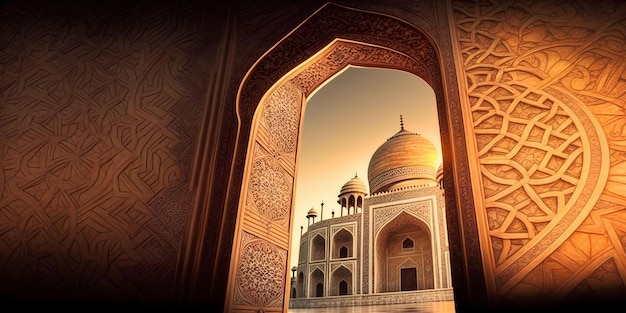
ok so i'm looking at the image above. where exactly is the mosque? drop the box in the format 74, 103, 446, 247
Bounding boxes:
289, 118, 453, 307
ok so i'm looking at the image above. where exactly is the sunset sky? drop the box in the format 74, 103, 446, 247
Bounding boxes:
290, 66, 442, 267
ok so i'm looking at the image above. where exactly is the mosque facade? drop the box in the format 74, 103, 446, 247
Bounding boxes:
290, 120, 453, 306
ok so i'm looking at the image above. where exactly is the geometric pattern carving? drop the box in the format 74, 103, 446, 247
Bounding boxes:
246, 143, 293, 223
234, 231, 286, 307
476, 85, 591, 265
452, 0, 617, 300
0, 1, 205, 301
369, 166, 437, 196
331, 261, 355, 274
331, 224, 355, 237
290, 40, 425, 97
374, 201, 432, 237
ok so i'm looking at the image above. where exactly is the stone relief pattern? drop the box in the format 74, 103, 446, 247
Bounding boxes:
233, 231, 286, 307
237, 4, 440, 124
261, 81, 302, 157
309, 263, 326, 275
246, 142, 293, 225
331, 224, 355, 237
0, 1, 206, 301
373, 201, 432, 236
369, 166, 437, 195
511, 199, 626, 301
331, 261, 355, 274
290, 41, 423, 96
452, 0, 621, 299
309, 228, 328, 240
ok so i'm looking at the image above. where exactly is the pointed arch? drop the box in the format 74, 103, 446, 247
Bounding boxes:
332, 228, 353, 259
375, 211, 433, 293
214, 2, 480, 312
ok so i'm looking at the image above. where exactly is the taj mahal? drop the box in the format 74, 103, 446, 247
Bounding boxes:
289, 117, 453, 308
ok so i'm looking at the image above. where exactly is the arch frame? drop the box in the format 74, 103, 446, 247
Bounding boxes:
184, 2, 484, 312
373, 209, 434, 293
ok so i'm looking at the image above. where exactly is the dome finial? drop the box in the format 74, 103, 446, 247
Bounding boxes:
355, 172, 358, 178
400, 115, 404, 130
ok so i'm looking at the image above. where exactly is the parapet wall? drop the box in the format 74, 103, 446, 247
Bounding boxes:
288, 288, 453, 308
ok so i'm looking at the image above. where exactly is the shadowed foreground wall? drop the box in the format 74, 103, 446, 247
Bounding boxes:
1, 0, 626, 312
0, 0, 220, 304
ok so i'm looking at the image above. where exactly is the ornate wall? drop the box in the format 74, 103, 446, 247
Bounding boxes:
450, 0, 626, 307
0, 0, 219, 304
2, 0, 625, 312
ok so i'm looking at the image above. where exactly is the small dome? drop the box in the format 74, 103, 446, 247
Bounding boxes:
436, 164, 444, 187
306, 207, 318, 218
339, 174, 368, 196
368, 119, 438, 194
436, 163, 443, 177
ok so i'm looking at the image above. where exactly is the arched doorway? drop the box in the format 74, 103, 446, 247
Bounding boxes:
332, 228, 353, 259
297, 271, 304, 299
375, 211, 433, 293
221, 3, 479, 312
330, 265, 353, 296
339, 280, 348, 296
310, 268, 324, 298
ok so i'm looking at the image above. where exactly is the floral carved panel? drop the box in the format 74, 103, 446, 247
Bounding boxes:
233, 231, 287, 308
452, 0, 624, 302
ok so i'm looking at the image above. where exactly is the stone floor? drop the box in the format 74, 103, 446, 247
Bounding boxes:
288, 301, 456, 313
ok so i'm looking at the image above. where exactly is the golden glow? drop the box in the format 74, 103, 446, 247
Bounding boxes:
291, 67, 441, 267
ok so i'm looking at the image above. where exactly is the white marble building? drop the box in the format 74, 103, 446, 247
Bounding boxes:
290, 120, 453, 307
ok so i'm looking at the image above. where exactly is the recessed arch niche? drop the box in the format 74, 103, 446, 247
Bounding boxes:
223, 3, 479, 313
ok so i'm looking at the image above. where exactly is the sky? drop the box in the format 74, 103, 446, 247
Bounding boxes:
290, 66, 442, 267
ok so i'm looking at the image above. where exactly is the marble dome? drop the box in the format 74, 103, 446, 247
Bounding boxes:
306, 207, 318, 218
367, 124, 438, 194
339, 174, 368, 196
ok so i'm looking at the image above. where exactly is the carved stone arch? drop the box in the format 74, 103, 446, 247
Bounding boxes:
374, 211, 433, 293
330, 265, 353, 296
311, 234, 326, 261
332, 228, 354, 259
223, 3, 478, 313
375, 208, 433, 242
309, 268, 325, 298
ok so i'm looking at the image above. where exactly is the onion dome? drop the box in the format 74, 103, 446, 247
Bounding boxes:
367, 116, 438, 194
339, 174, 368, 197
306, 207, 318, 218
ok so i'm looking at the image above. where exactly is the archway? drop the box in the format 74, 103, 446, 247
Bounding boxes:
297, 271, 304, 299
375, 211, 433, 293
332, 228, 353, 259
310, 268, 324, 298
330, 265, 353, 296
222, 3, 479, 313
311, 234, 326, 261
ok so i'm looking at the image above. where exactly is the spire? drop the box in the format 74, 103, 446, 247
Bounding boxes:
355, 172, 358, 178
400, 115, 404, 130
